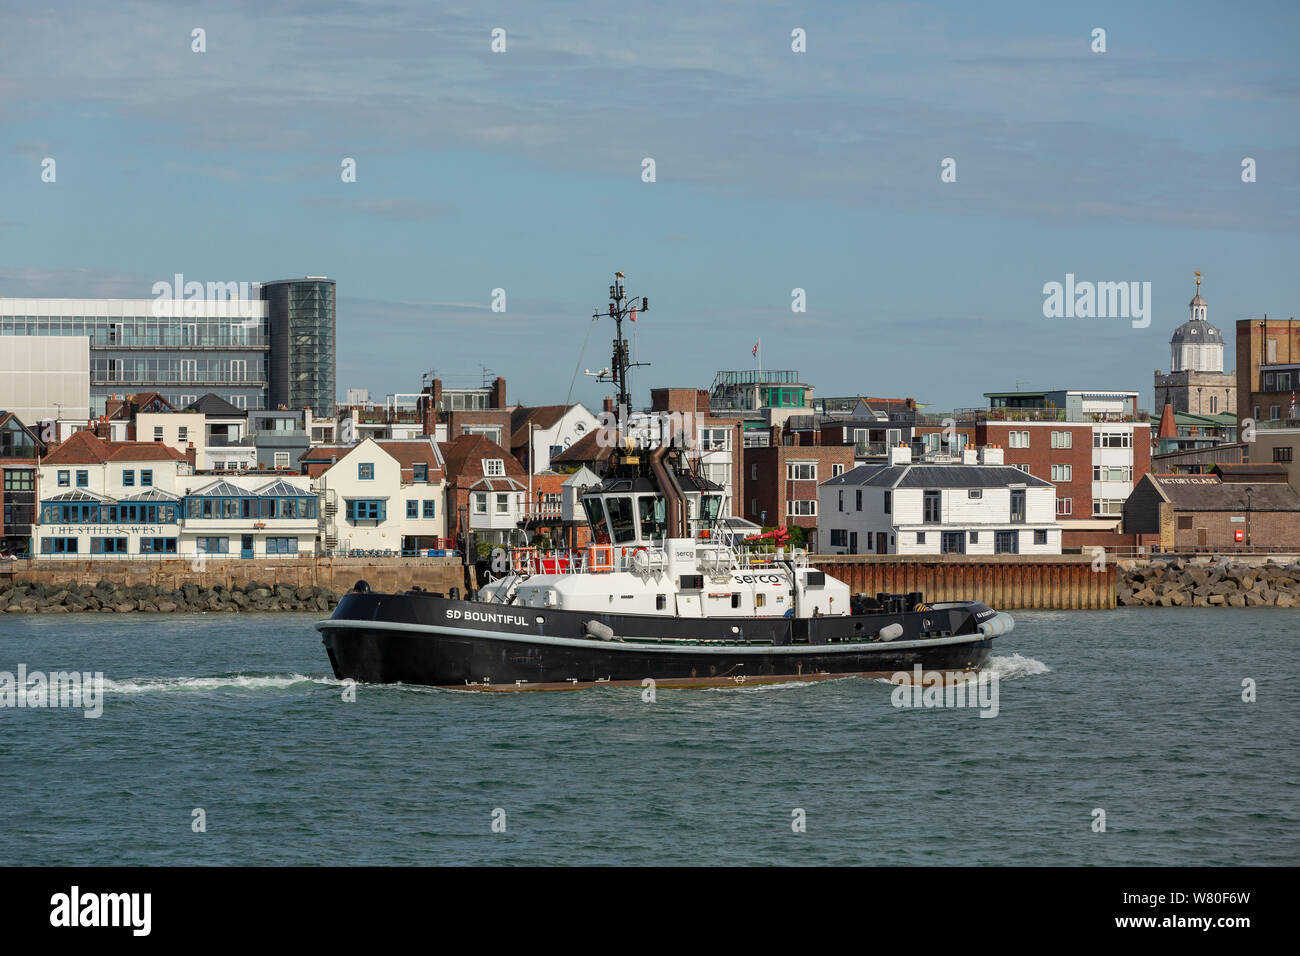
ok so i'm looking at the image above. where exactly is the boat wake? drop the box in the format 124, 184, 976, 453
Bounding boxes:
102, 673, 342, 694
984, 653, 1051, 680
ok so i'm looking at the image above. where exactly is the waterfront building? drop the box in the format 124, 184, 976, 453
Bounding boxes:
0, 294, 270, 415
307, 437, 447, 555
951, 387, 1151, 549
818, 444, 1063, 555
0, 335, 90, 423
438, 433, 527, 546
0, 411, 45, 554
1, 277, 336, 418
174, 474, 318, 559
1123, 472, 1300, 551
1154, 277, 1236, 415
32, 430, 189, 556
741, 439, 855, 540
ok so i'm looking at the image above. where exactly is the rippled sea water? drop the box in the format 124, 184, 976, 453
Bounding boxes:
1, 609, 1296, 865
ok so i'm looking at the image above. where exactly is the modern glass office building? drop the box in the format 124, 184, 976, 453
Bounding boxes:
0, 296, 270, 416
260, 278, 336, 418
1, 276, 337, 418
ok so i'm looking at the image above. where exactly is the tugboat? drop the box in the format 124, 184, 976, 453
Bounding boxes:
317, 273, 1013, 690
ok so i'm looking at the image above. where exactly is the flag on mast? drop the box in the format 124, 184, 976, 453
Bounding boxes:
752, 341, 759, 357
629, 307, 637, 323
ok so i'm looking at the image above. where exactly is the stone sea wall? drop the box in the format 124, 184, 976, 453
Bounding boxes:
1117, 557, 1300, 607
0, 579, 342, 614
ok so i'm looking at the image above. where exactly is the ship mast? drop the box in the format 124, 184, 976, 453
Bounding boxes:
593, 271, 649, 433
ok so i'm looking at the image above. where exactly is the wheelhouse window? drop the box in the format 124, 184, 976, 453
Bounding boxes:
605, 496, 638, 544
638, 495, 667, 539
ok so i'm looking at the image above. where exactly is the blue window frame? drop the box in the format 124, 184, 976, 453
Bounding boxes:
358, 463, 374, 480
345, 499, 385, 521
40, 537, 79, 554
91, 537, 128, 554
76, 470, 88, 487
196, 537, 229, 554
406, 500, 418, 519
423, 500, 436, 519
57, 470, 70, 487
139, 538, 178, 554
122, 470, 135, 487
266, 537, 299, 555
141, 470, 152, 487
413, 463, 428, 482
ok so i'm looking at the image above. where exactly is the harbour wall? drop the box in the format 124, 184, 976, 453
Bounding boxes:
0, 556, 470, 598
809, 554, 1114, 610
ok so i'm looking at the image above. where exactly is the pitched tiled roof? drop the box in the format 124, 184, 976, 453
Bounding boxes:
42, 429, 111, 465
824, 463, 1053, 488
40, 430, 180, 465
1152, 475, 1300, 511
550, 429, 613, 466
376, 439, 445, 482
509, 405, 570, 448
437, 433, 526, 486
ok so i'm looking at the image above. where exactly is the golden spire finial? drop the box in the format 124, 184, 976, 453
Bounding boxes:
1195, 270, 1201, 290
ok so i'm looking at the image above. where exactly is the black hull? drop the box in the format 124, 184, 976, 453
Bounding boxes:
317, 593, 1001, 691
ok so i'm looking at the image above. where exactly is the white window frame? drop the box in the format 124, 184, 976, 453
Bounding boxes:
785, 461, 817, 481
483, 458, 505, 477
787, 499, 817, 516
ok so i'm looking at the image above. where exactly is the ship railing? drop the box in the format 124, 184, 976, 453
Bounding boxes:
503, 541, 802, 577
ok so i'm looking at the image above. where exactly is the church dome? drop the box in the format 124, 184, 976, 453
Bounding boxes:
1171, 317, 1221, 344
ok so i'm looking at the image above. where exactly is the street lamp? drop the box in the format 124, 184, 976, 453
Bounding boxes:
1245, 486, 1253, 550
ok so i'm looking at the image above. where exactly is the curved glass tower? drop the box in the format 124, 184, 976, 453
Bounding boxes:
260, 278, 336, 418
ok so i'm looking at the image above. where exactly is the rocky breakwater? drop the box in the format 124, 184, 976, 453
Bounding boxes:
0, 579, 340, 614
1118, 558, 1300, 608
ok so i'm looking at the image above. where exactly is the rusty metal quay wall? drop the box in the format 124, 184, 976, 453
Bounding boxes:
809, 554, 1114, 610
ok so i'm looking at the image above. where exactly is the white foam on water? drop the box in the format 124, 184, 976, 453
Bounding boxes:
102, 673, 342, 694
984, 653, 1051, 680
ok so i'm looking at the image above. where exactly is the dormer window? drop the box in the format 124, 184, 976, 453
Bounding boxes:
413, 463, 428, 482
484, 458, 504, 477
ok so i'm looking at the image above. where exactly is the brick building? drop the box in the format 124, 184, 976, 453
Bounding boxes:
742, 438, 854, 542
956, 389, 1152, 548
1236, 316, 1300, 432
1123, 472, 1300, 551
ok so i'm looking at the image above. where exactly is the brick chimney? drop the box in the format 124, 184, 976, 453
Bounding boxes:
491, 376, 507, 409
185, 442, 197, 467
603, 396, 615, 415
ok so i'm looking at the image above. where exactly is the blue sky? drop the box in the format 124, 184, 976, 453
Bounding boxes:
2, 0, 1298, 411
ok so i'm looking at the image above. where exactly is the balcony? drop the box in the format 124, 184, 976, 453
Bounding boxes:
953, 406, 1150, 424
854, 441, 887, 457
